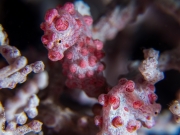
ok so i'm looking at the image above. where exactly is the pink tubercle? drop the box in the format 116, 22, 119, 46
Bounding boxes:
78, 60, 87, 68
125, 80, 135, 92
133, 100, 144, 109
83, 15, 93, 26
148, 93, 157, 104
69, 64, 77, 73
108, 95, 120, 110
86, 70, 94, 77
55, 18, 69, 31
64, 2, 75, 15
94, 39, 103, 50
66, 52, 73, 59
98, 94, 109, 106
88, 56, 97, 67
48, 51, 63, 61
44, 9, 58, 24
112, 116, 123, 127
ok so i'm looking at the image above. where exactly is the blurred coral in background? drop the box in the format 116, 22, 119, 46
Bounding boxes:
1, 0, 180, 135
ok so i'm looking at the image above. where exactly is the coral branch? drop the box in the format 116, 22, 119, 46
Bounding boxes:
139, 48, 164, 84
0, 101, 42, 135
5, 71, 48, 122
96, 48, 163, 135
0, 45, 45, 89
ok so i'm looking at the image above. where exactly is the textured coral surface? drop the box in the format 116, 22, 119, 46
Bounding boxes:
1, 0, 180, 135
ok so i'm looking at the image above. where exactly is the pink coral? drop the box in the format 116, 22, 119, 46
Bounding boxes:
39, 1, 168, 134
139, 48, 164, 84
95, 48, 164, 135
95, 78, 161, 135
